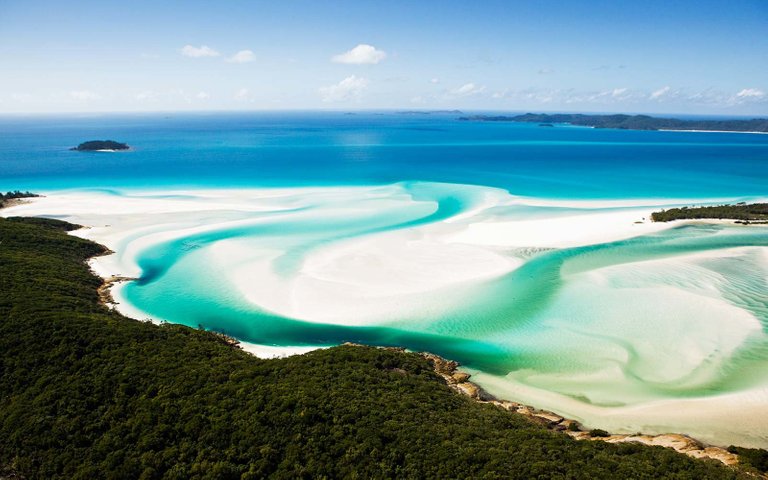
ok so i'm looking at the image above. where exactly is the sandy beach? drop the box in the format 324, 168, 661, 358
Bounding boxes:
1, 183, 676, 324
3, 183, 767, 448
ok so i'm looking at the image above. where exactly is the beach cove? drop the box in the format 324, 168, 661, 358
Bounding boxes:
4, 181, 768, 449
1, 112, 767, 448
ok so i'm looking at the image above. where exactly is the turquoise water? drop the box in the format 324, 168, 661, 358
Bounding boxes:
124, 206, 768, 387
2, 112, 768, 446
2, 112, 767, 198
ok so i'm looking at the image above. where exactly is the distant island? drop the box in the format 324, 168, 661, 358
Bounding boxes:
71, 140, 130, 151
652, 203, 768, 223
459, 113, 768, 133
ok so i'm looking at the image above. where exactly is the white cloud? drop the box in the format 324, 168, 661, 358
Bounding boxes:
430, 78, 440, 84
736, 88, 765, 98
686, 89, 724, 104
450, 83, 485, 96
523, 89, 555, 103
234, 88, 253, 101
473, 85, 766, 109
227, 50, 255, 64
10, 93, 35, 102
332, 44, 386, 65
180, 45, 220, 58
650, 86, 671, 100
196, 91, 210, 100
493, 87, 652, 105
135, 91, 157, 101
170, 88, 194, 104
319, 75, 369, 102
610, 88, 628, 98
70, 90, 100, 101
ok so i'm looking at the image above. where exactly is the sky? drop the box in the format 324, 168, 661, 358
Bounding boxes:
0, 0, 766, 115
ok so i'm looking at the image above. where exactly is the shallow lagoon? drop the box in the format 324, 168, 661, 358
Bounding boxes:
2, 113, 767, 447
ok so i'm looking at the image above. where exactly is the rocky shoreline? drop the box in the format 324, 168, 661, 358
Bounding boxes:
415, 349, 744, 468
338, 344, 747, 469
97, 274, 137, 306
94, 275, 753, 472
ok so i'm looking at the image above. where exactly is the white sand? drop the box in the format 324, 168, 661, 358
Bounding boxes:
471, 371, 768, 448
224, 231, 521, 325
447, 208, 666, 248
3, 183, 766, 447
239, 342, 328, 359
2, 184, 694, 325
469, 245, 768, 448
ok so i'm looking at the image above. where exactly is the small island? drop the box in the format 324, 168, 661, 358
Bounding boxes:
71, 140, 130, 152
651, 203, 768, 223
459, 113, 768, 133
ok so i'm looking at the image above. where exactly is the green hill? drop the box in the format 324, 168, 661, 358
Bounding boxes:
0, 216, 754, 479
651, 203, 768, 223
71, 140, 130, 151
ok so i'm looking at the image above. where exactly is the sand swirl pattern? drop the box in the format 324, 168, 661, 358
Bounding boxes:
5, 182, 767, 448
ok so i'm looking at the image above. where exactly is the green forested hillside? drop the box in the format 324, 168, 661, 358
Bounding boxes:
651, 203, 768, 222
0, 217, 752, 479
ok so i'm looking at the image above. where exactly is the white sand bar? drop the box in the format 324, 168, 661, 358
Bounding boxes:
4, 182, 766, 448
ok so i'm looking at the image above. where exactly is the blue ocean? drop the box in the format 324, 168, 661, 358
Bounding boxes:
2, 111, 767, 198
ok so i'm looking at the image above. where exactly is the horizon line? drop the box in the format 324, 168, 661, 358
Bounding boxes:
0, 108, 766, 119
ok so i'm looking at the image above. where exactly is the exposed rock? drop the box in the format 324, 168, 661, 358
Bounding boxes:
97, 275, 137, 307
560, 419, 581, 432
533, 412, 564, 425
614, 434, 739, 467
455, 382, 481, 399
515, 406, 534, 416
694, 447, 740, 467
422, 352, 459, 376
490, 400, 521, 411
414, 350, 749, 469
452, 372, 471, 383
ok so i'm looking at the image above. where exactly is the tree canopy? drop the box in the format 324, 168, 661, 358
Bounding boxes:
0, 216, 757, 479
651, 203, 768, 222
71, 140, 129, 151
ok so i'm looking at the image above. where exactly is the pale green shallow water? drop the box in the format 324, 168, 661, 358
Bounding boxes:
125, 217, 768, 399
115, 183, 768, 447
5, 113, 767, 446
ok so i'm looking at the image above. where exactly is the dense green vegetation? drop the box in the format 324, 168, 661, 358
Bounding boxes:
728, 446, 768, 475
0, 191, 39, 208
459, 113, 768, 133
71, 140, 130, 151
651, 203, 768, 222
0, 216, 756, 479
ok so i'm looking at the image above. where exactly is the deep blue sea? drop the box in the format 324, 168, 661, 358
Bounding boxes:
1, 111, 767, 198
